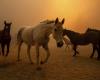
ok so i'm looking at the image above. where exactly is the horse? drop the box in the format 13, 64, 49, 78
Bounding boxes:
86, 28, 100, 59
0, 21, 12, 56
63, 29, 100, 59
63, 37, 72, 51
17, 18, 65, 68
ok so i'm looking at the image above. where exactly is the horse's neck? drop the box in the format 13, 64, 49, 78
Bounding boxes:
42, 23, 54, 37
33, 23, 53, 39
64, 30, 82, 40
0, 30, 3, 36
45, 24, 54, 37
64, 30, 75, 38
2, 28, 11, 36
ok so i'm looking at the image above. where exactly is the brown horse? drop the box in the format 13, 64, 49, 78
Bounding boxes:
0, 21, 12, 56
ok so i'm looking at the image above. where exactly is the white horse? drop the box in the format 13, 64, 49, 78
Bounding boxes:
17, 18, 65, 67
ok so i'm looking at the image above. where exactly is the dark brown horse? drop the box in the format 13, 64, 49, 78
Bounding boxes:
0, 21, 12, 56
86, 28, 100, 59
63, 29, 100, 59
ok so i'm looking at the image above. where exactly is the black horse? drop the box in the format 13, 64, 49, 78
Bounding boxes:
0, 21, 12, 56
63, 29, 100, 59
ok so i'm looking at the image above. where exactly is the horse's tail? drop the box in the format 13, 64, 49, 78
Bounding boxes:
17, 28, 24, 44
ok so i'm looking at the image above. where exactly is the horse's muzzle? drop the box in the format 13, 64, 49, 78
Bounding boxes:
57, 41, 63, 47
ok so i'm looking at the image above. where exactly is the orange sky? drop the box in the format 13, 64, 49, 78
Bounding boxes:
0, 0, 100, 32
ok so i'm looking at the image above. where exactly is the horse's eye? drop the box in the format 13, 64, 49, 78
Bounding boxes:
55, 29, 57, 31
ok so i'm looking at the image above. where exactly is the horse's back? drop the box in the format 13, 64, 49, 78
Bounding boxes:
85, 31, 100, 43
32, 24, 50, 44
18, 23, 51, 45
20, 26, 34, 45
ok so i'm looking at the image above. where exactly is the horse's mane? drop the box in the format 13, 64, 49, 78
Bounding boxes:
86, 28, 100, 32
40, 20, 55, 24
63, 29, 82, 35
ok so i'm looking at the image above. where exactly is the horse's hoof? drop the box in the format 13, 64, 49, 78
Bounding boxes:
90, 56, 93, 58
73, 55, 76, 57
77, 52, 79, 54
97, 58, 100, 60
40, 61, 44, 64
2, 54, 4, 56
5, 54, 8, 57
36, 67, 42, 70
30, 62, 34, 64
17, 59, 21, 62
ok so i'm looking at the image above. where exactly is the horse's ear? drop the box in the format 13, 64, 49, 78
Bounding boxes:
61, 18, 65, 24
55, 17, 59, 24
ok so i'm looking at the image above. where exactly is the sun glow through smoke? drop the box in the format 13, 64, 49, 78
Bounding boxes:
0, 0, 100, 32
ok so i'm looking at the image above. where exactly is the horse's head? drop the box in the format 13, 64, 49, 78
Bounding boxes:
4, 21, 12, 32
52, 18, 65, 47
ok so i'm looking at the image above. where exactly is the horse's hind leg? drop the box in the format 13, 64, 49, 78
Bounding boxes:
17, 41, 23, 61
27, 45, 33, 64
90, 45, 96, 58
36, 45, 40, 65
76, 51, 79, 54
97, 45, 100, 60
41, 44, 50, 64
73, 45, 78, 56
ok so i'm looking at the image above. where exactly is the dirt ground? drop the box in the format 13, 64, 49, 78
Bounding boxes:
0, 39, 100, 80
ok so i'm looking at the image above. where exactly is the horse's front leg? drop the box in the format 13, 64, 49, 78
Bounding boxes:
36, 44, 42, 70
6, 43, 10, 56
41, 44, 50, 64
1, 44, 5, 56
27, 45, 33, 64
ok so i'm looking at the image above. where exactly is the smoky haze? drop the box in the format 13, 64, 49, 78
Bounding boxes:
0, 1, 100, 79
0, 0, 100, 33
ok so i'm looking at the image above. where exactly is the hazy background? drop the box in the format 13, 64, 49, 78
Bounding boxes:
0, 1, 100, 80
0, 0, 100, 33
